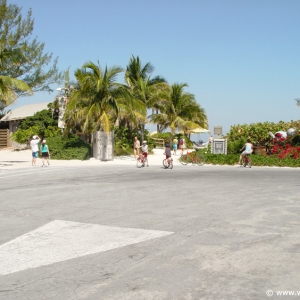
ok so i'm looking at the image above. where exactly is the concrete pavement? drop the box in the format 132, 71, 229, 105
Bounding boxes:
0, 148, 184, 169
0, 149, 300, 299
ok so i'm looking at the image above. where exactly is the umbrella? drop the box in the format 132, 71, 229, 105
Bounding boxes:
188, 127, 210, 134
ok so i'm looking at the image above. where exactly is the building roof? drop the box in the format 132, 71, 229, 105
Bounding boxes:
0, 102, 51, 122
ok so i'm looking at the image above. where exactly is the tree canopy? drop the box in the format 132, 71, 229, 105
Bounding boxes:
63, 56, 208, 137
0, 47, 32, 108
0, 0, 62, 103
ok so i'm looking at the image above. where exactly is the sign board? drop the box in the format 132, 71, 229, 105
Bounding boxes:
214, 126, 222, 136
212, 139, 227, 155
57, 96, 67, 129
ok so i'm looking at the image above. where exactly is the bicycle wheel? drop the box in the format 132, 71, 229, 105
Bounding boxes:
137, 157, 144, 168
194, 154, 206, 166
248, 157, 252, 168
179, 154, 188, 165
162, 159, 169, 168
169, 161, 173, 169
242, 156, 247, 167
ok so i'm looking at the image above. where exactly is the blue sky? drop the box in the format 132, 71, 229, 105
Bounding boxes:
8, 0, 300, 138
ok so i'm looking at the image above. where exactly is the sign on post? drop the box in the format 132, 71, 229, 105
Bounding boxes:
212, 139, 227, 155
214, 126, 222, 136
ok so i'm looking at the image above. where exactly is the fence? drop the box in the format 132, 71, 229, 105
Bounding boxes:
152, 138, 165, 148
0, 129, 9, 149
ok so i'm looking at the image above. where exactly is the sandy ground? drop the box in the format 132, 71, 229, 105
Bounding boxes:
0, 148, 186, 169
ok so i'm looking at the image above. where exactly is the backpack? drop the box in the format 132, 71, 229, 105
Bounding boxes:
179, 139, 183, 145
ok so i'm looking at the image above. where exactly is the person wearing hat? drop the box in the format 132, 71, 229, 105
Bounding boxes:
140, 140, 149, 167
30, 135, 41, 167
40, 139, 50, 167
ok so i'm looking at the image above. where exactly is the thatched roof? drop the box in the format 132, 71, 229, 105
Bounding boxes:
0, 102, 50, 122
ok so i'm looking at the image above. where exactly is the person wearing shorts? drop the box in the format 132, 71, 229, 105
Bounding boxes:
173, 138, 178, 155
134, 136, 140, 159
30, 135, 41, 167
141, 140, 149, 167
165, 143, 172, 166
179, 137, 186, 154
40, 140, 50, 167
239, 139, 253, 165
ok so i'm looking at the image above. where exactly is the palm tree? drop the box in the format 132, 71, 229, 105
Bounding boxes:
148, 83, 208, 143
125, 55, 154, 88
64, 61, 124, 135
0, 47, 32, 108
124, 55, 167, 139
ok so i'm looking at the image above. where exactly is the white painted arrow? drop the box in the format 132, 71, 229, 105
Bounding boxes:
0, 220, 173, 276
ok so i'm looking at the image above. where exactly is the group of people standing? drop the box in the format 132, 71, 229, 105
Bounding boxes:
30, 135, 51, 167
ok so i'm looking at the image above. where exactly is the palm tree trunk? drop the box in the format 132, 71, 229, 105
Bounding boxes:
141, 123, 145, 141
170, 129, 175, 150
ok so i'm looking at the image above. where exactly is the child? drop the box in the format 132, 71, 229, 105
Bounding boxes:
40, 139, 50, 167
164, 143, 172, 165
239, 139, 253, 165
140, 140, 149, 167
172, 138, 178, 155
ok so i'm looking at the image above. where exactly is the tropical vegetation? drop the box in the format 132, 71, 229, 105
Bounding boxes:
148, 82, 207, 144
11, 107, 91, 160
61, 56, 208, 154
225, 120, 300, 155
0, 47, 33, 108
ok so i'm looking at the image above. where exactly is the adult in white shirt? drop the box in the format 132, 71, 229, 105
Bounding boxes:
239, 139, 253, 165
30, 135, 41, 167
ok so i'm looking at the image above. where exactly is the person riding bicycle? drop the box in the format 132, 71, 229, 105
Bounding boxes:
164, 143, 172, 166
239, 139, 253, 165
140, 140, 149, 167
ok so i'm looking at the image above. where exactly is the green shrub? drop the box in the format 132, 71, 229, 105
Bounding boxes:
203, 153, 239, 165
11, 107, 61, 145
197, 151, 300, 167
151, 132, 170, 143
225, 120, 300, 154
19, 109, 57, 133
47, 134, 91, 160
11, 126, 40, 144
114, 146, 133, 156
227, 138, 246, 154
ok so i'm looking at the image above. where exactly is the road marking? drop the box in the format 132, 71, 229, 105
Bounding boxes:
0, 167, 67, 179
0, 220, 173, 276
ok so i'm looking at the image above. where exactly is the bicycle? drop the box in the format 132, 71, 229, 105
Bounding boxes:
136, 153, 147, 168
242, 154, 252, 168
179, 151, 205, 166
163, 157, 173, 169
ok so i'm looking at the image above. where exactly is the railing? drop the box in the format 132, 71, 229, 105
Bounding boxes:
152, 138, 165, 148
0, 129, 9, 149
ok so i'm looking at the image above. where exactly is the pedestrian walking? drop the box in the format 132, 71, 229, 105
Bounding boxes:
172, 138, 178, 155
179, 137, 186, 154
40, 140, 50, 167
134, 136, 140, 159
30, 135, 41, 167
